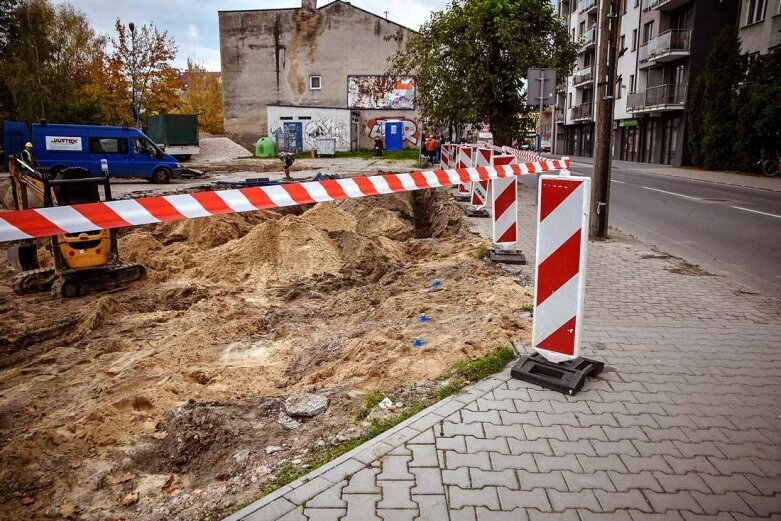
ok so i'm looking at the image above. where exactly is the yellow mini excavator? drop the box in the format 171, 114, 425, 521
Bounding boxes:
6, 157, 146, 298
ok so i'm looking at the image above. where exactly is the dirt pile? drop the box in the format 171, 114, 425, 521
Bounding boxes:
0, 189, 532, 521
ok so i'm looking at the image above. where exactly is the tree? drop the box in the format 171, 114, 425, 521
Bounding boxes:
0, 0, 22, 119
180, 58, 224, 134
687, 27, 743, 170
105, 19, 182, 125
387, 0, 577, 145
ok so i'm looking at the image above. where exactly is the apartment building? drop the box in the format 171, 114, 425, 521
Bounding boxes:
556, 0, 740, 165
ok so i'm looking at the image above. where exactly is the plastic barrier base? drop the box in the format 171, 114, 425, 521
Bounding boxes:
454, 193, 471, 202
488, 249, 527, 265
510, 353, 604, 396
465, 207, 490, 218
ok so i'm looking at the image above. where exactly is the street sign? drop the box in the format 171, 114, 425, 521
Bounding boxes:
527, 68, 557, 107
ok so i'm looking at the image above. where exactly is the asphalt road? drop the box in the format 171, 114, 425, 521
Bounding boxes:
519, 160, 781, 298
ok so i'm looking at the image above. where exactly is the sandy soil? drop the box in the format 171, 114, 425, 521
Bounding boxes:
0, 190, 532, 520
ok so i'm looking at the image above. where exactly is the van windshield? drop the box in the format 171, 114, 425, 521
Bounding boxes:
133, 138, 159, 156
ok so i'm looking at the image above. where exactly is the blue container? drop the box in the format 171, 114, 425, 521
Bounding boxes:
384, 121, 403, 151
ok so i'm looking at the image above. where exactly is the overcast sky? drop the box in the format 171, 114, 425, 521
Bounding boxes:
52, 0, 447, 71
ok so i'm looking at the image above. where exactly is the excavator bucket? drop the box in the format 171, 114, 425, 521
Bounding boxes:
7, 241, 40, 272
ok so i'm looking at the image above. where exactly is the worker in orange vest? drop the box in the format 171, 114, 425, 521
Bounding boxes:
425, 134, 438, 165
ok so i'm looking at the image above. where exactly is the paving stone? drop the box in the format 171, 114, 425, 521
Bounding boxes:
579, 511, 633, 521
477, 398, 517, 413
446, 451, 492, 471
523, 425, 568, 441
433, 400, 468, 419
500, 411, 541, 426
448, 486, 500, 510
377, 508, 417, 521
533, 454, 582, 473
301, 508, 344, 521
462, 409, 502, 425
494, 388, 531, 401
673, 441, 725, 458
633, 441, 683, 457
595, 489, 653, 512
620, 455, 673, 473
564, 425, 608, 441
547, 489, 600, 512
528, 509, 580, 521
654, 472, 711, 493
284, 477, 333, 506
305, 480, 348, 509
449, 507, 477, 521
578, 413, 620, 427
342, 467, 380, 494
736, 493, 781, 517
389, 445, 413, 456
699, 473, 759, 494
747, 474, 781, 495
320, 458, 366, 484
513, 400, 555, 414
355, 441, 398, 463
276, 506, 306, 520
679, 512, 736, 521
664, 455, 719, 475
443, 421, 484, 438
549, 439, 597, 455
443, 466, 471, 488
470, 468, 519, 489
466, 436, 510, 454
378, 454, 413, 481
551, 400, 593, 414
537, 412, 580, 427
483, 423, 528, 439
436, 435, 467, 452
517, 470, 567, 491
408, 428, 435, 445
644, 491, 703, 513
592, 440, 639, 457
242, 498, 297, 521
561, 469, 615, 492
413, 494, 448, 520
642, 427, 691, 443
489, 452, 537, 472
628, 511, 685, 521
409, 443, 439, 468
603, 426, 649, 442
409, 467, 445, 495
341, 494, 381, 521
476, 506, 529, 521
707, 457, 768, 477
690, 491, 756, 515
497, 487, 551, 511
377, 480, 416, 510
577, 454, 629, 473
506, 437, 553, 456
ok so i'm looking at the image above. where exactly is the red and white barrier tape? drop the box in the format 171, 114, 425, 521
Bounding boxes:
0, 159, 568, 242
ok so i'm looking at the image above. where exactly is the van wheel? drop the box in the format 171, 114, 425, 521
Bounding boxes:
152, 167, 171, 184
50, 166, 64, 177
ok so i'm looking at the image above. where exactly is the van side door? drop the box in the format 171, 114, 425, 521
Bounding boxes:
131, 137, 160, 178
88, 136, 131, 176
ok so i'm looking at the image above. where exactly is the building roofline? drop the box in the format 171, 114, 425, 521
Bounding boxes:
218, 0, 419, 33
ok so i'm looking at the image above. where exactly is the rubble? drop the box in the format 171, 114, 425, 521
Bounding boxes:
284, 393, 329, 418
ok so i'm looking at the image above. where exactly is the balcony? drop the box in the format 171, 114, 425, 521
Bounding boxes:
573, 65, 594, 86
579, 26, 596, 51
638, 29, 691, 66
642, 0, 691, 11
578, 0, 598, 13
627, 83, 686, 112
571, 103, 594, 121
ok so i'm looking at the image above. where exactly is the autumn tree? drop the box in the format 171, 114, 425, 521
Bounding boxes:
180, 58, 224, 134
101, 19, 182, 126
387, 0, 577, 145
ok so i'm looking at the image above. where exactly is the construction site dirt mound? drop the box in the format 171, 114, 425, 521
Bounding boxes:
0, 189, 533, 521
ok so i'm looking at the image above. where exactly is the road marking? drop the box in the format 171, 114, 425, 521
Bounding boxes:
730, 206, 781, 219
641, 186, 700, 201
611, 180, 625, 184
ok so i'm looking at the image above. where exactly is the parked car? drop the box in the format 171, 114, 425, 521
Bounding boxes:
541, 140, 552, 153
3, 121, 181, 182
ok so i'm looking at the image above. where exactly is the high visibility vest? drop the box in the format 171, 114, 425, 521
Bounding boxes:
21, 149, 33, 164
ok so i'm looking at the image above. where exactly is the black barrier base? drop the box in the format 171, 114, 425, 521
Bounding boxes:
488, 249, 527, 265
510, 353, 604, 396
454, 194, 471, 202
465, 207, 490, 218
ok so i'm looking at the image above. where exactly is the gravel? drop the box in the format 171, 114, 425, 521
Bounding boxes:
195, 136, 252, 162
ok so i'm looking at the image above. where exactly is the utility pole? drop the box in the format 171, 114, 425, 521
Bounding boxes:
129, 22, 140, 129
536, 71, 545, 153
590, 0, 620, 238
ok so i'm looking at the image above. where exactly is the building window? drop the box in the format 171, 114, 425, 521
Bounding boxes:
623, 0, 627, 13
309, 75, 322, 90
643, 21, 654, 44
635, 0, 639, 7
568, 93, 572, 108
745, 0, 767, 24
616, 77, 623, 98
632, 29, 638, 51
630, 74, 635, 92
621, 34, 626, 51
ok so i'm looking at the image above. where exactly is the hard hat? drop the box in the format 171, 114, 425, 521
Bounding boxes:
25, 142, 33, 148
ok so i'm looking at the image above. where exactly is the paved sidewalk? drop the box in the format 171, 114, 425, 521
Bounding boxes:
227, 184, 781, 521
565, 155, 781, 192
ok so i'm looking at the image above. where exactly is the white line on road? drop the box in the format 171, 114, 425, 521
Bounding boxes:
611, 180, 625, 184
641, 186, 700, 201
730, 206, 781, 219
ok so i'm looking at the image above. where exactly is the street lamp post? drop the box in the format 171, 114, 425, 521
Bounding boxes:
129, 22, 140, 129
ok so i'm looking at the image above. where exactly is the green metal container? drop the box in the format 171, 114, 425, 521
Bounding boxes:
147, 114, 199, 147
255, 137, 276, 158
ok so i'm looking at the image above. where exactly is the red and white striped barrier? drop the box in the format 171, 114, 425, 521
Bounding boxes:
491, 154, 519, 244
440, 144, 454, 169
532, 165, 591, 363
456, 145, 474, 194
471, 148, 492, 207
0, 159, 569, 242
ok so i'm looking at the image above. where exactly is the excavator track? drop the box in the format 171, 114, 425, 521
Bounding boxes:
13, 268, 57, 295
51, 263, 147, 298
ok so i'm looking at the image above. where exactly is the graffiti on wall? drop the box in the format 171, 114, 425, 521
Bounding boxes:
366, 117, 420, 146
304, 117, 349, 148
348, 76, 416, 110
